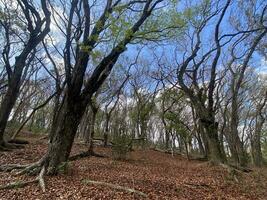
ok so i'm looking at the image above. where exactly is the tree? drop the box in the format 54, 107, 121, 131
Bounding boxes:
0, 0, 51, 150
2, 0, 165, 175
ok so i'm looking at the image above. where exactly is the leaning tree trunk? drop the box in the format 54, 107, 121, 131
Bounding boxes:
41, 97, 84, 175
0, 75, 21, 148
0, 0, 51, 149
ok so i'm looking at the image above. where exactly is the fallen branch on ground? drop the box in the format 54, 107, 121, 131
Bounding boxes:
0, 141, 25, 151
184, 182, 210, 188
82, 179, 148, 198
189, 156, 208, 161
150, 147, 182, 155
75, 139, 113, 147
8, 138, 29, 145
39, 135, 48, 140
69, 151, 107, 161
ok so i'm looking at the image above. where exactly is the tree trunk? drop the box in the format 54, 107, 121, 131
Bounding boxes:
229, 105, 247, 167
199, 121, 209, 158
165, 131, 170, 150
201, 119, 226, 164
48, 93, 61, 140
0, 76, 21, 147
251, 116, 264, 167
88, 108, 97, 154
103, 113, 110, 147
218, 132, 227, 161
251, 136, 263, 167
88, 102, 98, 154
196, 132, 205, 156
43, 98, 84, 175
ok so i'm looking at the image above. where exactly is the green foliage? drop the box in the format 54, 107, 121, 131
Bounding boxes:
113, 5, 128, 13
181, 0, 212, 26
80, 44, 91, 53
129, 97, 155, 125
11, 181, 24, 189
112, 134, 132, 160
136, 7, 187, 41
157, 89, 189, 141
108, 11, 133, 40
91, 50, 103, 64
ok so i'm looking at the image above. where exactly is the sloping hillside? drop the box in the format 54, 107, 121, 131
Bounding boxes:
0, 137, 267, 200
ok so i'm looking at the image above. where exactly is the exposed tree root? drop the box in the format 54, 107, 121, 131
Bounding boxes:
219, 163, 252, 173
82, 179, 148, 198
0, 166, 46, 192
0, 164, 30, 172
0, 179, 38, 190
0, 159, 45, 176
218, 163, 252, 183
38, 167, 46, 192
219, 163, 240, 182
228, 164, 253, 173
0, 145, 11, 151
16, 161, 43, 176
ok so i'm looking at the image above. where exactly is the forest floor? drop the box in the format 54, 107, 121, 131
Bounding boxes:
0, 136, 267, 200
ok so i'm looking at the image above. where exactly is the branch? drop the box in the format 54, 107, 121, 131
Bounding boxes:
82, 179, 148, 197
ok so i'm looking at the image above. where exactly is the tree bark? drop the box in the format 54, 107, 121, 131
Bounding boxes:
0, 0, 51, 149
0, 69, 23, 147
251, 116, 265, 167
27, 0, 160, 174
229, 91, 247, 167
43, 97, 84, 175
200, 118, 225, 164
88, 104, 98, 154
103, 112, 110, 147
